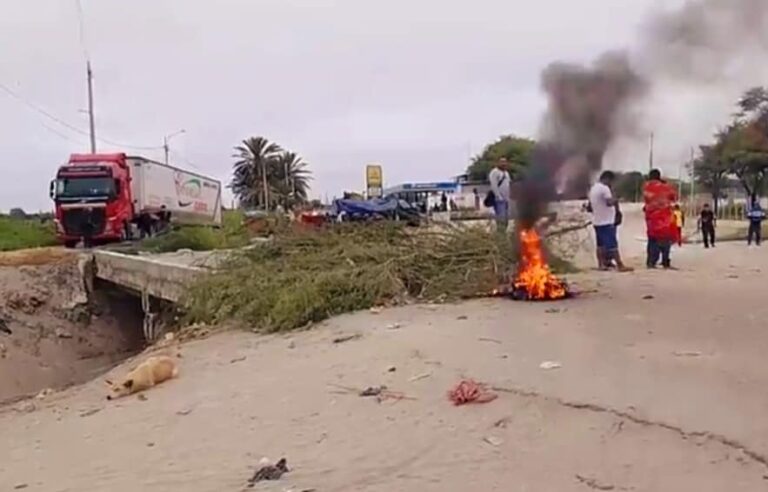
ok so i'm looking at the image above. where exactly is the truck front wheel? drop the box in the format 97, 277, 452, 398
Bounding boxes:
63, 240, 78, 249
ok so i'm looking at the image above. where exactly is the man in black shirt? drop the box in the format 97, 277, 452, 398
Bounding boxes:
699, 203, 716, 248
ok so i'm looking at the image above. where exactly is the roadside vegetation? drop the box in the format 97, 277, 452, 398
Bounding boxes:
693, 86, 768, 213
182, 223, 574, 334
138, 210, 251, 253
0, 216, 57, 252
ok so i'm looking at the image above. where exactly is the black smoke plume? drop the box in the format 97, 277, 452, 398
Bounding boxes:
516, 0, 768, 229
517, 52, 646, 227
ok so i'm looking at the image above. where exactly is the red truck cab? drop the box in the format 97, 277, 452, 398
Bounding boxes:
50, 153, 135, 248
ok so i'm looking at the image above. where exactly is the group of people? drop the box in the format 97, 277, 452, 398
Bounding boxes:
136, 205, 172, 239
485, 156, 767, 267
588, 169, 679, 270
588, 168, 690, 271
589, 168, 768, 271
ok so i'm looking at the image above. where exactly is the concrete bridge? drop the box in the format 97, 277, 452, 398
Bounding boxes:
87, 250, 228, 341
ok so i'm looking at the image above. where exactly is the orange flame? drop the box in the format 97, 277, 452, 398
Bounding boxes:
513, 228, 567, 300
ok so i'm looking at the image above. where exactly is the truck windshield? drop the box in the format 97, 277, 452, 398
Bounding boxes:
56, 177, 115, 199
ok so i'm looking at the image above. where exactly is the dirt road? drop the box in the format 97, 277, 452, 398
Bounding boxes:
2, 238, 768, 491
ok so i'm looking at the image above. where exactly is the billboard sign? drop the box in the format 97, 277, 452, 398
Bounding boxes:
366, 164, 383, 198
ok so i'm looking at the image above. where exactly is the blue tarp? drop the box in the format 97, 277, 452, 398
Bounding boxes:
332, 197, 400, 216
330, 198, 421, 224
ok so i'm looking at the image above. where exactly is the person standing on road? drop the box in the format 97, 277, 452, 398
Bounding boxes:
643, 169, 678, 269
673, 204, 685, 247
487, 158, 512, 232
747, 196, 765, 246
588, 171, 632, 272
698, 203, 716, 248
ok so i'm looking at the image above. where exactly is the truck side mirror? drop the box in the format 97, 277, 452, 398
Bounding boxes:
49, 180, 55, 199
114, 179, 121, 196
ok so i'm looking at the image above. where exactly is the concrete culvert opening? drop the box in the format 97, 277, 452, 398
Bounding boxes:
0, 256, 148, 404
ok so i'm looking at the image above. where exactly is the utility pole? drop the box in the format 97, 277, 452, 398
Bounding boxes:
648, 132, 654, 172
689, 146, 696, 209
86, 61, 96, 153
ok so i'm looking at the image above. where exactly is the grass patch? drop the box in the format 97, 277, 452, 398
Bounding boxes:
0, 217, 57, 252
182, 223, 573, 333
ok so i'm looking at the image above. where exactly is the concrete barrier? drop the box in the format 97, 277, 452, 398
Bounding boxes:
92, 250, 207, 303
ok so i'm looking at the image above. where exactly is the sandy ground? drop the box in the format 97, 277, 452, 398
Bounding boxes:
2, 233, 768, 491
0, 251, 143, 403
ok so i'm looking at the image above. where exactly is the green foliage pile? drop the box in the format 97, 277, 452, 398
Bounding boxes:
139, 210, 250, 253
182, 223, 572, 333
0, 217, 57, 251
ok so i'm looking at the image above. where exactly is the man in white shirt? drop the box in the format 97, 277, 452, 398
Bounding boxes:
488, 158, 512, 231
588, 171, 631, 271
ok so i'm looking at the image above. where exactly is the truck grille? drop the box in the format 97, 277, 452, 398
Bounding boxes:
62, 208, 106, 237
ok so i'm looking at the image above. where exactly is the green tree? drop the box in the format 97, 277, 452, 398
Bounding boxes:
612, 171, 645, 202
231, 137, 283, 209
716, 120, 768, 199
466, 135, 536, 181
231, 137, 312, 209
692, 142, 729, 214
729, 87, 768, 198
738, 86, 768, 123
691, 87, 768, 210
274, 151, 311, 207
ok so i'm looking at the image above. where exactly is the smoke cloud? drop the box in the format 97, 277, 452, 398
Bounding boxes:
516, 0, 768, 229
642, 0, 768, 83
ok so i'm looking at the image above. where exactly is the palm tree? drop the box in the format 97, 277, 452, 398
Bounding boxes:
231, 137, 313, 210
231, 137, 283, 209
275, 151, 311, 207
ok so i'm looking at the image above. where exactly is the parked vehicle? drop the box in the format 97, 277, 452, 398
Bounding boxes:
50, 153, 222, 247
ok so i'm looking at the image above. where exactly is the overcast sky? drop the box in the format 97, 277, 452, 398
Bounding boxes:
0, 0, 735, 211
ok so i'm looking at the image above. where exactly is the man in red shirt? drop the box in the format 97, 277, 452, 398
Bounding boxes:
643, 169, 678, 269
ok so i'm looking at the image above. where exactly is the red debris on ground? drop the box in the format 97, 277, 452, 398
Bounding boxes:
447, 379, 498, 406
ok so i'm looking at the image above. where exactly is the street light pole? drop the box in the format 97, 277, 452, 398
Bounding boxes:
163, 129, 186, 164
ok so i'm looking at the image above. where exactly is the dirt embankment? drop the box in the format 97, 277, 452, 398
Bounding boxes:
0, 250, 144, 403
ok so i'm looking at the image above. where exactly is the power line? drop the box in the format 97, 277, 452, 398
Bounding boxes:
0, 81, 163, 151
170, 149, 203, 171
40, 120, 88, 145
